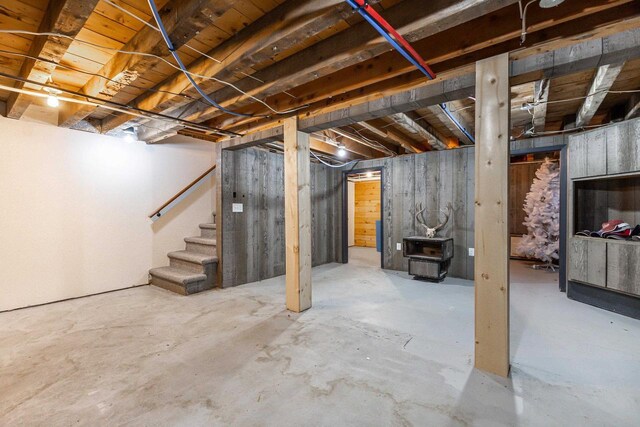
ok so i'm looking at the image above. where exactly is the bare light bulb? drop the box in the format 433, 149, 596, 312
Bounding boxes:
366, 171, 373, 178
337, 147, 347, 158
122, 127, 137, 143
46, 94, 59, 108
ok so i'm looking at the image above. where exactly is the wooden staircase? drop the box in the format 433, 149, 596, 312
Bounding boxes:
149, 223, 217, 295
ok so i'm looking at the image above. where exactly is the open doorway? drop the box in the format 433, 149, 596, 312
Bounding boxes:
342, 169, 383, 268
509, 146, 567, 292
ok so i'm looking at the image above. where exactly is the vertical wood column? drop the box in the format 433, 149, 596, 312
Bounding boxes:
474, 53, 511, 377
284, 117, 312, 312
215, 143, 224, 288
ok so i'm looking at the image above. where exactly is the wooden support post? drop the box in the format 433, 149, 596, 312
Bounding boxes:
474, 53, 510, 377
284, 117, 312, 312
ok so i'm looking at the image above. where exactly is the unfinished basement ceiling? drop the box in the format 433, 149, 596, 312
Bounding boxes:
0, 1, 638, 159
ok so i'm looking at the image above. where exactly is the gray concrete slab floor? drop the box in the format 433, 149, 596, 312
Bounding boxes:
1, 260, 639, 426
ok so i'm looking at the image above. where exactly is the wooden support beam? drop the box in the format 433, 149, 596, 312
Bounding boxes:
389, 112, 449, 150
532, 79, 550, 132
360, 121, 420, 154
284, 117, 312, 313
6, 0, 99, 119
575, 62, 625, 128
474, 53, 510, 378
59, 0, 234, 128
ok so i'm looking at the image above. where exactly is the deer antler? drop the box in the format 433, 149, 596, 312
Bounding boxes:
434, 203, 453, 233
415, 203, 430, 233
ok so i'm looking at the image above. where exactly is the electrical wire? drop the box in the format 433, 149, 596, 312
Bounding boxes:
0, 29, 307, 115
0, 71, 237, 136
107, 0, 298, 102
310, 150, 361, 168
0, 49, 205, 105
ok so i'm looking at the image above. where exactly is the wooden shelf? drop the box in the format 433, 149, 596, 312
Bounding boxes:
572, 235, 640, 246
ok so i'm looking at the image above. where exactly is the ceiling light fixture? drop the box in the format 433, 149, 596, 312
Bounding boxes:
337, 143, 347, 158
538, 0, 565, 8
518, 0, 566, 44
42, 77, 61, 108
123, 127, 137, 143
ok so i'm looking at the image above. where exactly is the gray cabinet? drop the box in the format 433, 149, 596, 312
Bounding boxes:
567, 118, 640, 302
568, 237, 607, 288
607, 120, 640, 175
568, 128, 607, 179
607, 242, 640, 296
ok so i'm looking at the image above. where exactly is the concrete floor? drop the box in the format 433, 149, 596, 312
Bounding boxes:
348, 246, 381, 267
1, 261, 639, 426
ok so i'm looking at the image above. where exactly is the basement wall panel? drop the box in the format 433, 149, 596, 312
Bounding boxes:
221, 147, 341, 287
357, 148, 475, 280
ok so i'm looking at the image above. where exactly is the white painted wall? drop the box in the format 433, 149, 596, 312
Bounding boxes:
0, 117, 215, 311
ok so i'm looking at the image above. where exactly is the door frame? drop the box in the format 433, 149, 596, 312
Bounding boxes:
341, 166, 385, 268
510, 144, 568, 292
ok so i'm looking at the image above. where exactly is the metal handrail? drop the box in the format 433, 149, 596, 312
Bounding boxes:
149, 164, 216, 219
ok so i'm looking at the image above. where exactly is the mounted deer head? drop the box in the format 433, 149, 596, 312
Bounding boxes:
415, 202, 452, 238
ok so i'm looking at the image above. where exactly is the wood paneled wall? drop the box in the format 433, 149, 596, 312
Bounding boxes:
221, 147, 341, 287
354, 180, 380, 247
509, 161, 542, 236
357, 148, 475, 280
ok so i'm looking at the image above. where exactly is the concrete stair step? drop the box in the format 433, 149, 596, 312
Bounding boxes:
149, 266, 209, 295
184, 236, 216, 255
199, 223, 216, 238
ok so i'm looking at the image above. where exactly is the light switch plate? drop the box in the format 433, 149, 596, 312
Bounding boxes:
232, 203, 243, 213
397, 243, 402, 251
468, 248, 475, 257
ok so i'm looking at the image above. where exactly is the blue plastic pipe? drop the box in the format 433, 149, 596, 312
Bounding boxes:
147, 0, 255, 118
439, 103, 475, 143
346, 0, 435, 80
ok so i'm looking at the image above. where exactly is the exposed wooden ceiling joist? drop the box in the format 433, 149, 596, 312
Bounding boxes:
388, 112, 448, 151
58, 0, 240, 128
575, 62, 625, 128
360, 120, 422, 154
6, 0, 100, 119
98, 0, 364, 133
106, 0, 521, 136
532, 79, 550, 133
207, 0, 639, 137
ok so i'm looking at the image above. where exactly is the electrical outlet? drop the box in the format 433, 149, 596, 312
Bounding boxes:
397, 243, 402, 251
468, 248, 475, 257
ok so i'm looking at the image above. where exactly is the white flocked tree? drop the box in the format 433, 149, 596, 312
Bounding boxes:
517, 158, 560, 270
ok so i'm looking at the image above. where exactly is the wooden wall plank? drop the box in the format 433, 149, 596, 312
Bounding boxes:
354, 181, 381, 248
474, 53, 510, 378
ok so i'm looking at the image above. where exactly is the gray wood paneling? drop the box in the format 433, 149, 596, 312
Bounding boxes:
607, 119, 640, 175
509, 162, 543, 236
222, 147, 341, 287
358, 147, 475, 280
568, 128, 607, 179
607, 241, 640, 295
568, 236, 607, 288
